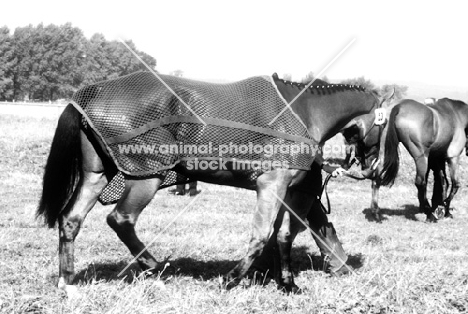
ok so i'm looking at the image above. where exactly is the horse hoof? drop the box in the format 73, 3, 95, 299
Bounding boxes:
220, 275, 239, 290
249, 270, 272, 286
373, 213, 383, 223
278, 283, 302, 295
140, 268, 157, 278
58, 279, 81, 299
435, 206, 445, 220
65, 285, 81, 299
444, 213, 454, 219
426, 215, 438, 223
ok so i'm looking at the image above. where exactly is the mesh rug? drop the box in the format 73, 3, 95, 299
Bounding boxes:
71, 72, 317, 204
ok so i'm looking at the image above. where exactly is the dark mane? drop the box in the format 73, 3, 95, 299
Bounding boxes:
271, 73, 365, 95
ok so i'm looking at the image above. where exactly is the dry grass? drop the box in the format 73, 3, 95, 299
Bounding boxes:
1, 115, 468, 313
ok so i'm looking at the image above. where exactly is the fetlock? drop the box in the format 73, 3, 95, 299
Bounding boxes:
328, 263, 354, 277
313, 222, 349, 274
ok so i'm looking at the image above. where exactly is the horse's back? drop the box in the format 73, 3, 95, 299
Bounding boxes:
427, 98, 456, 120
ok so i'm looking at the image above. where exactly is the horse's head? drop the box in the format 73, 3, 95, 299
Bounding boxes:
341, 89, 395, 179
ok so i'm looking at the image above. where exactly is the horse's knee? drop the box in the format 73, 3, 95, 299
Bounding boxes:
277, 227, 291, 244
59, 216, 82, 241
415, 176, 425, 187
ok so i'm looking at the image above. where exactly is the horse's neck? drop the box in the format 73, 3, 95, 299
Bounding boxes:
295, 91, 376, 144
272, 80, 377, 143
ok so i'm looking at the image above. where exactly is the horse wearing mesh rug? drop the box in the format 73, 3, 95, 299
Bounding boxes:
38, 71, 390, 293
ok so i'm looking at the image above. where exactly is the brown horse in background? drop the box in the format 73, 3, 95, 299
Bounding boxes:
380, 98, 468, 222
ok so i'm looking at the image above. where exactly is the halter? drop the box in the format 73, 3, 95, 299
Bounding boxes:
356, 97, 387, 167
361, 97, 387, 143
320, 98, 388, 214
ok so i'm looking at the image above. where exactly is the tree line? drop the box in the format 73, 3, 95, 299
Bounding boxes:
0, 22, 407, 102
0, 23, 156, 101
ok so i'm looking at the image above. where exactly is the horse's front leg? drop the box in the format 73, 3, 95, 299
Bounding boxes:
275, 208, 296, 292
249, 187, 315, 292
444, 156, 460, 218
224, 170, 292, 290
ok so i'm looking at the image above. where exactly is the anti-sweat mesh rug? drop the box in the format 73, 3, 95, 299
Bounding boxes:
70, 71, 317, 204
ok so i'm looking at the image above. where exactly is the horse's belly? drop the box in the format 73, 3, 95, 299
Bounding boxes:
174, 164, 260, 190
174, 164, 307, 191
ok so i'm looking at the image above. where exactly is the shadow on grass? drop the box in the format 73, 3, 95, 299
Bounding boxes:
291, 246, 365, 273
73, 246, 366, 285
74, 261, 142, 284
362, 204, 420, 222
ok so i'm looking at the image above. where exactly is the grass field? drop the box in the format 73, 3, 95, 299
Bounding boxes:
1, 114, 467, 313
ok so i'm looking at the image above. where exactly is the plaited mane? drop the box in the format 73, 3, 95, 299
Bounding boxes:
271, 72, 365, 95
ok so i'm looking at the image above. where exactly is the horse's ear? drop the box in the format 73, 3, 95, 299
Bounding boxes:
383, 86, 396, 102
272, 73, 279, 80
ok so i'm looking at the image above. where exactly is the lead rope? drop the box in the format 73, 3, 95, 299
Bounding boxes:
319, 173, 333, 214
319, 153, 362, 214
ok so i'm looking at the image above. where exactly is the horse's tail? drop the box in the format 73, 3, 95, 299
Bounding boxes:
380, 105, 401, 186
37, 104, 82, 228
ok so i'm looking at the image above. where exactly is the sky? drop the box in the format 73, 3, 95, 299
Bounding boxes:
2, 0, 467, 90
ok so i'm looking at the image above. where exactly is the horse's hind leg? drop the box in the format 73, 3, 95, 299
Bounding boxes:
414, 155, 433, 220
431, 158, 447, 219
444, 156, 460, 218
58, 132, 108, 289
107, 176, 164, 272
